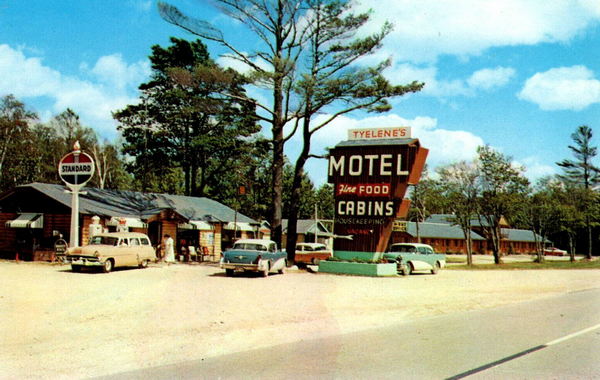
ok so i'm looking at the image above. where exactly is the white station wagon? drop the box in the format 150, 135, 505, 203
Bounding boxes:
66, 232, 156, 273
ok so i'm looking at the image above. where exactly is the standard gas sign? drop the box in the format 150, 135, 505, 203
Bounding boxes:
59, 151, 95, 186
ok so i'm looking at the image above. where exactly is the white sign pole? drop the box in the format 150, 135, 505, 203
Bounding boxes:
70, 186, 80, 248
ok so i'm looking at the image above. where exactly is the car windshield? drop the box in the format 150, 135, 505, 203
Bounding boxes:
390, 245, 416, 253
232, 242, 268, 251
90, 236, 119, 246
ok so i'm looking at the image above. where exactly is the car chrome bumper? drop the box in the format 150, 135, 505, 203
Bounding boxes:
220, 262, 261, 270
220, 259, 270, 272
68, 257, 103, 266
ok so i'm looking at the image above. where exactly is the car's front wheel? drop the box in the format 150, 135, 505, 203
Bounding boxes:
431, 261, 440, 275
139, 259, 149, 269
402, 263, 413, 276
71, 265, 82, 272
103, 259, 114, 273
225, 269, 234, 277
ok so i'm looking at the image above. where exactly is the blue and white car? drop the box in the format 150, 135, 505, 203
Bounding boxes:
383, 243, 446, 276
220, 239, 287, 277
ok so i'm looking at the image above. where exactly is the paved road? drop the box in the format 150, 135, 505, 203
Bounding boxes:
101, 287, 600, 379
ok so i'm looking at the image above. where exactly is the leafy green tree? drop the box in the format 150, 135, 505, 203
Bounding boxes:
284, 0, 423, 260
91, 141, 132, 190
477, 145, 529, 264
556, 184, 590, 260
29, 123, 65, 185
30, 109, 129, 190
0, 95, 38, 191
158, 0, 423, 261
556, 125, 600, 259
282, 163, 318, 219
408, 172, 444, 243
159, 0, 307, 247
514, 178, 563, 263
436, 161, 481, 265
208, 137, 273, 221
114, 37, 260, 197
50, 108, 97, 153
314, 183, 334, 220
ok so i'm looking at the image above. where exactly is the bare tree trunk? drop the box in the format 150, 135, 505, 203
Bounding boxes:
586, 218, 593, 260
533, 230, 544, 263
491, 225, 502, 264
270, 44, 285, 248
92, 145, 107, 189
462, 226, 473, 266
568, 233, 576, 262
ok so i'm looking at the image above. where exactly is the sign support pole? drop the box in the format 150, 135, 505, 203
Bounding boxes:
69, 186, 80, 248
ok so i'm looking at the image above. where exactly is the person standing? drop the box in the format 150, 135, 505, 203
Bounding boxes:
163, 234, 175, 264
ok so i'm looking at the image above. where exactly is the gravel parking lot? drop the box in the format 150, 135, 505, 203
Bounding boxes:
1, 260, 599, 379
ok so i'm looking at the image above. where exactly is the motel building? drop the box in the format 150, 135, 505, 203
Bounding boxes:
0, 182, 261, 261
390, 214, 550, 255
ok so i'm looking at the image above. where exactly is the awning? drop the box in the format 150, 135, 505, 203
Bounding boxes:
178, 220, 213, 231
5, 213, 44, 229
224, 222, 255, 231
107, 217, 147, 229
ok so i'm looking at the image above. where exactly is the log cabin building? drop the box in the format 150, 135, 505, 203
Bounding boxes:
0, 182, 258, 261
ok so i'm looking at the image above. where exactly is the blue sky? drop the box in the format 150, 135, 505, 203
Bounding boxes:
2, 0, 600, 187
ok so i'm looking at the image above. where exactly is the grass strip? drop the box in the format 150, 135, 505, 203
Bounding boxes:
448, 260, 600, 270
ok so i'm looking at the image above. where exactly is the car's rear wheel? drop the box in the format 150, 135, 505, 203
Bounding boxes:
261, 263, 269, 277
278, 260, 287, 274
103, 259, 114, 273
312, 258, 321, 265
225, 269, 234, 277
139, 259, 149, 269
71, 265, 82, 272
431, 261, 440, 275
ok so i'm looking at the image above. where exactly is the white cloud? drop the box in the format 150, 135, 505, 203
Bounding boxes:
387, 64, 515, 97
128, 0, 152, 13
515, 156, 557, 182
518, 66, 600, 110
84, 54, 150, 91
299, 113, 484, 185
0, 44, 147, 138
467, 67, 516, 90
358, 0, 600, 63
0, 44, 62, 98
386, 64, 469, 97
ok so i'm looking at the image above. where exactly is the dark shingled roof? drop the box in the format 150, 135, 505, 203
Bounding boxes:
502, 228, 551, 244
405, 222, 485, 240
423, 214, 550, 244
425, 214, 504, 228
8, 183, 256, 224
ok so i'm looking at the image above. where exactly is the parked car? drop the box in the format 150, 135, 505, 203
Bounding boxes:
220, 239, 287, 277
383, 243, 446, 276
66, 232, 156, 273
543, 247, 567, 256
294, 242, 332, 267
